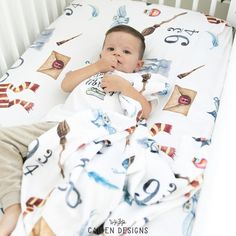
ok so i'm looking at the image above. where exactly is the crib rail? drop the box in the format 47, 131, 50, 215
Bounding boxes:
0, 0, 72, 78
227, 0, 236, 26
138, 0, 233, 19
0, 0, 235, 78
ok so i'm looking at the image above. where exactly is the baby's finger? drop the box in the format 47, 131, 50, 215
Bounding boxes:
100, 80, 106, 90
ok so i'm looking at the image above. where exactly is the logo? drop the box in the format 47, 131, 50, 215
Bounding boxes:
87, 218, 148, 235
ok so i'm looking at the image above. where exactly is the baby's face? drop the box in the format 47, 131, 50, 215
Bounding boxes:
101, 31, 143, 73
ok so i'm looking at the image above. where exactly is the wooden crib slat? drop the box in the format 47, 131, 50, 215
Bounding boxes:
209, 0, 218, 16
58, 0, 68, 13
20, 1, 41, 41
227, 0, 236, 27
45, 0, 59, 23
33, 0, 50, 32
192, 0, 200, 11
12, 1, 31, 49
66, 0, 73, 5
175, 0, 181, 8
0, 1, 21, 64
0, 49, 8, 75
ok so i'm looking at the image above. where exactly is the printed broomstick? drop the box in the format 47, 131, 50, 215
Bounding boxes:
174, 173, 201, 190
174, 173, 200, 188
177, 65, 205, 79
57, 120, 70, 178
142, 12, 187, 36
139, 73, 151, 93
56, 33, 82, 46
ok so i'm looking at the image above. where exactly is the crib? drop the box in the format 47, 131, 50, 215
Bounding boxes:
0, 0, 235, 78
1, 0, 236, 235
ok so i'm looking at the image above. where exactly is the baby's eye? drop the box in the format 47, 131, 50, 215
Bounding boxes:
107, 47, 114, 51
123, 50, 131, 54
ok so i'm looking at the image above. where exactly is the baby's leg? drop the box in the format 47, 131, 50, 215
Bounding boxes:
0, 204, 21, 236
0, 122, 57, 235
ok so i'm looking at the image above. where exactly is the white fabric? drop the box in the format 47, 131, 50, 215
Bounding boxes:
191, 30, 236, 236
1, 0, 233, 235
13, 71, 171, 236
44, 70, 168, 122
0, 0, 232, 128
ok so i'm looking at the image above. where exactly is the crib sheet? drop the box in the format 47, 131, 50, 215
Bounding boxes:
191, 31, 236, 236
0, 0, 233, 235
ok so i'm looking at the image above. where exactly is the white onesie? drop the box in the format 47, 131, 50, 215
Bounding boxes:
44, 70, 168, 122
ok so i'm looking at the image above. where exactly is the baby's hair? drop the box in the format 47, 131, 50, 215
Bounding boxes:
105, 25, 145, 59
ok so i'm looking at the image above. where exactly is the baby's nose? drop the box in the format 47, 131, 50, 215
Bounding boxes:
113, 50, 120, 56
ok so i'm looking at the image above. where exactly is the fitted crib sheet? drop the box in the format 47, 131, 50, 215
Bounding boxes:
191, 33, 236, 236
0, 0, 232, 127
0, 0, 233, 235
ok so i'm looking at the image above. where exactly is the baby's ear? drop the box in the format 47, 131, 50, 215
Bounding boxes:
135, 60, 144, 71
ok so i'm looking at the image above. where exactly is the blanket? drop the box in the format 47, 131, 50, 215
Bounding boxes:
13, 88, 202, 236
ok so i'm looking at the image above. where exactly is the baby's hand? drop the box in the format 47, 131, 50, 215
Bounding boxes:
95, 55, 118, 73
101, 74, 130, 93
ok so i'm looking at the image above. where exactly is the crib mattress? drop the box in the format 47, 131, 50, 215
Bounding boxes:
191, 30, 236, 236
0, 0, 233, 235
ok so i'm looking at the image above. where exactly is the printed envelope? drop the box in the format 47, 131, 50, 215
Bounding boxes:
37, 51, 71, 79
163, 85, 197, 116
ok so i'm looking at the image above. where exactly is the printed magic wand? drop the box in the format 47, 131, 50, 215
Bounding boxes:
56, 33, 82, 46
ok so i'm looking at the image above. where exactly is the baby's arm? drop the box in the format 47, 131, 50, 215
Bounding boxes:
61, 55, 118, 92
101, 74, 151, 119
